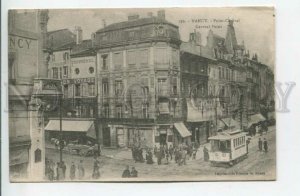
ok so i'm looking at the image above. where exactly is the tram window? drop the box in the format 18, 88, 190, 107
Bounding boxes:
219, 140, 231, 152
211, 140, 219, 152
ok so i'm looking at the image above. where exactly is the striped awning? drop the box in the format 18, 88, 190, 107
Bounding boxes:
174, 122, 192, 138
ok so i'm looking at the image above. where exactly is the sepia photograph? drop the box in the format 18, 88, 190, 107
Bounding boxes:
8, 7, 275, 182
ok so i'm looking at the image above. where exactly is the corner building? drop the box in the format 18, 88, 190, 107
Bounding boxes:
94, 11, 199, 148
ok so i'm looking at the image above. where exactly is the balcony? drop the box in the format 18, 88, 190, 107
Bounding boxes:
157, 89, 170, 97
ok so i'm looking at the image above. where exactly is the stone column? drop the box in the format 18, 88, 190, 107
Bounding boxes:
28, 97, 45, 181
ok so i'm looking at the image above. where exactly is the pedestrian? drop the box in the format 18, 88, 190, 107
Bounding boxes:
263, 138, 268, 152
258, 138, 263, 151
70, 162, 76, 180
165, 148, 169, 164
259, 125, 263, 136
169, 145, 174, 160
122, 165, 131, 178
246, 138, 251, 153
146, 150, 154, 164
92, 157, 100, 179
130, 167, 138, 177
56, 162, 63, 181
48, 160, 54, 181
61, 161, 66, 180
175, 148, 180, 164
182, 149, 187, 165
203, 146, 209, 162
78, 160, 85, 180
157, 149, 162, 165
138, 147, 145, 163
131, 147, 136, 162
192, 146, 197, 160
154, 145, 158, 158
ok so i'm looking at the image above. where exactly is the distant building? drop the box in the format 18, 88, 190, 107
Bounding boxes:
183, 20, 274, 130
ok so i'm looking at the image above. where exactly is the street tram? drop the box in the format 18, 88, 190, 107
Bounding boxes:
208, 130, 248, 166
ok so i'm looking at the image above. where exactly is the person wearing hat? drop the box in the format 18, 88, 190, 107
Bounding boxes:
258, 138, 263, 152
122, 165, 131, 178
130, 167, 138, 177
263, 138, 268, 152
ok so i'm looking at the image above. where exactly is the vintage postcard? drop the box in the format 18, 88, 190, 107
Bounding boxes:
8, 7, 275, 182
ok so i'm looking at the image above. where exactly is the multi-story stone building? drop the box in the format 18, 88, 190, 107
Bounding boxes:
8, 9, 49, 180
183, 20, 274, 130
45, 27, 98, 144
93, 10, 210, 148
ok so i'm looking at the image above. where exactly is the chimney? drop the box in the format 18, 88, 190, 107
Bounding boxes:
128, 13, 139, 21
157, 10, 165, 19
102, 19, 106, 28
91, 33, 96, 47
147, 12, 153, 17
74, 26, 82, 45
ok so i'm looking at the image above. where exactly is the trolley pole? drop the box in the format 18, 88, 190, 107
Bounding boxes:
59, 95, 63, 163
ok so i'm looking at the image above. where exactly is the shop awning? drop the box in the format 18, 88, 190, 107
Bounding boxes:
158, 102, 169, 114
248, 114, 266, 128
45, 120, 96, 139
220, 118, 240, 129
174, 122, 192, 138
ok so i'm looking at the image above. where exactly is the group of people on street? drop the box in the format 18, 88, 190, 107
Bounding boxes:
45, 159, 85, 181
130, 142, 200, 166
249, 122, 268, 137
122, 165, 138, 178
258, 138, 269, 152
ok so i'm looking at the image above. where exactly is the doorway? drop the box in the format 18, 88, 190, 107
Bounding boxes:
160, 134, 167, 146
103, 127, 111, 147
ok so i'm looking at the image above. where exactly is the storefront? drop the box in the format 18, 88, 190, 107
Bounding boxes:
45, 119, 96, 144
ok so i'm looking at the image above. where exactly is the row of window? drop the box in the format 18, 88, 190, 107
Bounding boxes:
102, 104, 149, 119
233, 136, 245, 148
63, 83, 95, 98
101, 78, 177, 97
50, 52, 70, 62
217, 67, 236, 81
101, 48, 179, 70
52, 67, 68, 79
52, 66, 94, 79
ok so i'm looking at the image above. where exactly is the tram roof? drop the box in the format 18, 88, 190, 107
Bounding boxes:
208, 130, 246, 141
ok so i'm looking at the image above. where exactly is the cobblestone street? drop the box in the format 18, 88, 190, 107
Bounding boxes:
45, 126, 275, 181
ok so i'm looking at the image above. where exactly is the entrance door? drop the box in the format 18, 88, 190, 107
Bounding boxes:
117, 128, 125, 147
103, 127, 111, 147
160, 134, 167, 146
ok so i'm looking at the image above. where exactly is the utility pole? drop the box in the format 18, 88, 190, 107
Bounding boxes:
59, 95, 63, 163
94, 95, 100, 156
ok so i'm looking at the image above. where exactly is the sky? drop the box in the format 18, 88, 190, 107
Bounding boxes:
47, 7, 275, 67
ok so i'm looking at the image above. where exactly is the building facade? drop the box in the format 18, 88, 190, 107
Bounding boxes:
93, 10, 211, 148
8, 9, 49, 180
45, 27, 98, 145
183, 20, 275, 131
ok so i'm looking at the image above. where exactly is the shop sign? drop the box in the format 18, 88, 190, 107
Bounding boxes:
62, 77, 95, 85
